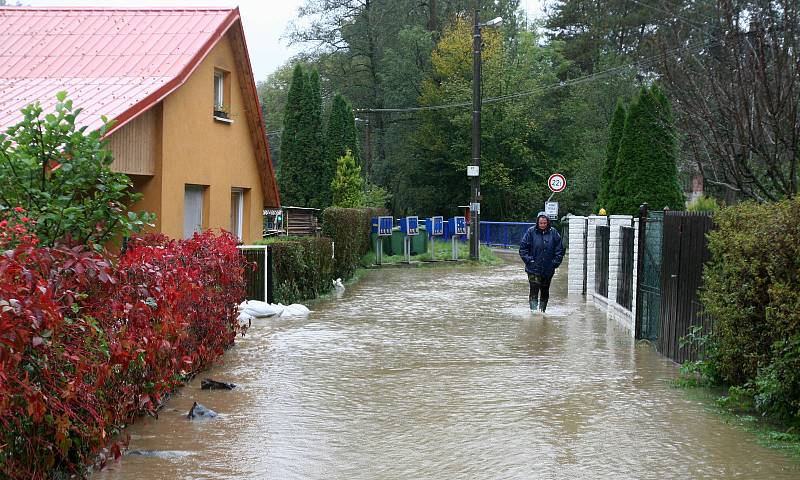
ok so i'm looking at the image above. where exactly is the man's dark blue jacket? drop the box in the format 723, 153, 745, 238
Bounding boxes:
518, 216, 565, 277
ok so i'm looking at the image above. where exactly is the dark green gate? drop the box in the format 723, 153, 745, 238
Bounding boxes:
635, 207, 663, 341
238, 245, 273, 303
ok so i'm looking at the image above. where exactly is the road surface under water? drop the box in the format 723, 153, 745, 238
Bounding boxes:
94, 252, 800, 479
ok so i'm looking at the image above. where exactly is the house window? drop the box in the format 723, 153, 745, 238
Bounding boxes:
184, 185, 205, 239
213, 69, 231, 120
231, 188, 244, 240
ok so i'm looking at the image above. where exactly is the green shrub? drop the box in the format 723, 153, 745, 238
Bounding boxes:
0, 92, 154, 249
701, 196, 800, 421
330, 149, 365, 208
269, 237, 333, 304
687, 195, 720, 212
322, 206, 387, 280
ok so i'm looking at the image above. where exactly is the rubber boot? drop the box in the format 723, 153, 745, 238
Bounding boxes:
540, 301, 548, 313
529, 299, 538, 311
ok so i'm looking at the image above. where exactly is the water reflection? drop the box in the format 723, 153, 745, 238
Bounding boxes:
94, 252, 800, 479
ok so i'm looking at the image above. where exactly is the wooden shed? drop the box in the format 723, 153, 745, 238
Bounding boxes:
283, 206, 320, 236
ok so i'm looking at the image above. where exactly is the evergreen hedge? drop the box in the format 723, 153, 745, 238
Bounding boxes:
322, 206, 387, 280
260, 207, 386, 303
701, 196, 800, 421
270, 237, 334, 304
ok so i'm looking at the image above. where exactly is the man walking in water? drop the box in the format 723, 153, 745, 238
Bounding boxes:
519, 212, 565, 312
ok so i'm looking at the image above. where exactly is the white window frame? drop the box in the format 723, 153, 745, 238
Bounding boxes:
231, 188, 244, 240
213, 71, 225, 110
184, 185, 204, 239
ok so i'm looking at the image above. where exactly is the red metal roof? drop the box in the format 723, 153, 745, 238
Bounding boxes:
0, 7, 239, 133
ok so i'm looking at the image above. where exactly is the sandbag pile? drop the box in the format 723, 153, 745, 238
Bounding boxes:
237, 300, 311, 325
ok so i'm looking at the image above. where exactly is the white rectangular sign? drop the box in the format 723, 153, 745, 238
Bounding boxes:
545, 201, 558, 217
467, 166, 479, 177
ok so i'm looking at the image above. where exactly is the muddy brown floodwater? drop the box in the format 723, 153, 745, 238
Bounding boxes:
94, 251, 800, 479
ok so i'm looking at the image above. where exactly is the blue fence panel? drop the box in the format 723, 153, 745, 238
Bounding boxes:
480, 221, 536, 248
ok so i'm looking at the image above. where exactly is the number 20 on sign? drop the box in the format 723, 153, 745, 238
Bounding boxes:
548, 173, 566, 193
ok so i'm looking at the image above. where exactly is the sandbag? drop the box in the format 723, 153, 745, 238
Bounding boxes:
239, 300, 283, 318
280, 303, 311, 317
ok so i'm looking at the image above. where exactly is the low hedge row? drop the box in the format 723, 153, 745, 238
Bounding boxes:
270, 237, 334, 304
322, 207, 387, 280
0, 224, 247, 478
259, 207, 385, 304
701, 196, 800, 421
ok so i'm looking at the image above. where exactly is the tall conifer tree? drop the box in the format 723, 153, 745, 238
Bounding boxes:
278, 64, 307, 207
611, 86, 684, 214
597, 100, 626, 211
323, 93, 360, 206
278, 66, 327, 207
303, 69, 326, 207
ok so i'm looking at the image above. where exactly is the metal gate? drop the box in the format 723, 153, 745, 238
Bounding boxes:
595, 225, 610, 297
582, 218, 588, 295
658, 211, 714, 363
635, 208, 663, 341
616, 226, 635, 310
238, 245, 273, 303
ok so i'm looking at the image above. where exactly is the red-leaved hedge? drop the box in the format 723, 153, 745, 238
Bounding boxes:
0, 220, 248, 479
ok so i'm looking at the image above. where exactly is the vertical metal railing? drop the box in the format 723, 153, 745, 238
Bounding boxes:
616, 226, 635, 310
479, 221, 536, 248
595, 225, 610, 297
237, 245, 272, 303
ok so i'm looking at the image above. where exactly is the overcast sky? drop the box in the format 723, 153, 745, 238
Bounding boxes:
22, 0, 545, 82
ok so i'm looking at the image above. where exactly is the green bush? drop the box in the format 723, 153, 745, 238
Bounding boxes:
322, 206, 387, 280
687, 195, 719, 212
0, 92, 154, 249
701, 196, 800, 421
268, 237, 334, 304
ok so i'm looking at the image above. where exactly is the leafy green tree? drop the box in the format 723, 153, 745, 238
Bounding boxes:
323, 93, 360, 206
331, 149, 365, 208
0, 92, 154, 248
611, 86, 684, 214
407, 20, 589, 219
597, 100, 626, 211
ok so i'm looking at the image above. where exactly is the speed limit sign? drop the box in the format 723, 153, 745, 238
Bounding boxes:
548, 173, 566, 193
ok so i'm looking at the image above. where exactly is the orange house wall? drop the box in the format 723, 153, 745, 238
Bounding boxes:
156, 30, 266, 243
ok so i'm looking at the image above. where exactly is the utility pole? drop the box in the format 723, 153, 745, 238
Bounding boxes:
470, 0, 482, 261
365, 113, 372, 182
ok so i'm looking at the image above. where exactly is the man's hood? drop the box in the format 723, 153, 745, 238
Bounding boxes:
536, 211, 550, 230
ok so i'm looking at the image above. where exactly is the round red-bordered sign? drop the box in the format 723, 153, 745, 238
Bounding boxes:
548, 173, 566, 193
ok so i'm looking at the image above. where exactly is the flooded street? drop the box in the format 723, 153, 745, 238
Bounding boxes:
95, 252, 800, 479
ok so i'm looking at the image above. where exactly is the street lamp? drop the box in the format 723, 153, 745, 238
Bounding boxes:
470, 1, 502, 260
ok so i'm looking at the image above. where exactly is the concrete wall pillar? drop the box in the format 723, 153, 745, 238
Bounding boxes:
607, 215, 633, 304
567, 216, 587, 295
585, 215, 605, 296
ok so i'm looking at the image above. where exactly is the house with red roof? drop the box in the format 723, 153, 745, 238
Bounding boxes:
0, 7, 280, 243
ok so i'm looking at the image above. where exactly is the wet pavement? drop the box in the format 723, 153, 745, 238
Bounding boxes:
94, 251, 800, 479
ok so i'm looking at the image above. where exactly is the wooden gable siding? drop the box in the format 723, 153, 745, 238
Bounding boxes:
107, 107, 158, 175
